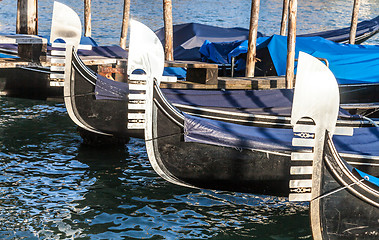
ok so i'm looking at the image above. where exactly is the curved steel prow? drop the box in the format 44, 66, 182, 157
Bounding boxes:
289, 52, 343, 240
126, 20, 165, 131
127, 19, 165, 80
291, 51, 339, 135
50, 1, 81, 49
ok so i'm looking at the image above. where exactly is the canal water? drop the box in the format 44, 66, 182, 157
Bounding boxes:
0, 0, 378, 239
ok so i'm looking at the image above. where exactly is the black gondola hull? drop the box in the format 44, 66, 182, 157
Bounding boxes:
311, 137, 379, 239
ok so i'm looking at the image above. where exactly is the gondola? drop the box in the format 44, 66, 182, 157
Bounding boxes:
63, 18, 379, 147
154, 15, 379, 62
2, 1, 379, 101
142, 23, 379, 195
288, 54, 379, 239
0, 1, 127, 101
306, 133, 379, 239
61, 6, 379, 146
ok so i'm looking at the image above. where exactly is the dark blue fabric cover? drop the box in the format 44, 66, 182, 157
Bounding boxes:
184, 113, 379, 157
299, 15, 379, 42
202, 35, 379, 85
50, 36, 99, 46
0, 43, 128, 59
162, 88, 355, 118
94, 73, 128, 101
76, 45, 127, 59
163, 67, 187, 79
355, 169, 379, 187
184, 113, 297, 152
155, 22, 263, 61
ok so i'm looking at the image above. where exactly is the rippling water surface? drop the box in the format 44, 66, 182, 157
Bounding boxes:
0, 0, 378, 239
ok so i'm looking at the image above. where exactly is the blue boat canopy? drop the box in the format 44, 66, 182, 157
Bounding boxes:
155, 22, 263, 61
184, 113, 379, 157
201, 35, 379, 85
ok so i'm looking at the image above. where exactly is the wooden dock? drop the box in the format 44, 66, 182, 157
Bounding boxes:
160, 76, 286, 90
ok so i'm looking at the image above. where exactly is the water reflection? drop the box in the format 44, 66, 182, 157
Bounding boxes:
0, 0, 378, 238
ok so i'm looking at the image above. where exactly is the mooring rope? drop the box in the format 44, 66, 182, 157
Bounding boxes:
144, 132, 184, 142
62, 92, 96, 98
362, 115, 379, 127
311, 177, 366, 202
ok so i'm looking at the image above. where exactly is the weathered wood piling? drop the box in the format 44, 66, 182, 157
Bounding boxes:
245, 0, 261, 78
163, 0, 174, 61
280, 0, 289, 35
349, 0, 360, 44
285, 0, 297, 89
84, 0, 92, 37
119, 0, 131, 50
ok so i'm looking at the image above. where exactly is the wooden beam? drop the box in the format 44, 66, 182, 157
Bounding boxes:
280, 0, 289, 35
245, 0, 260, 77
16, 0, 38, 35
84, 0, 91, 37
349, 0, 360, 44
285, 0, 297, 89
119, 0, 131, 50
163, 0, 174, 61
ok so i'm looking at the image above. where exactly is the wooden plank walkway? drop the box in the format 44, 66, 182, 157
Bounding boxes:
0, 55, 122, 68
160, 76, 286, 90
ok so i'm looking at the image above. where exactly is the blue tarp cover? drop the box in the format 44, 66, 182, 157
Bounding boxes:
155, 22, 263, 61
201, 35, 379, 85
184, 113, 379, 157
355, 169, 379, 187
162, 88, 355, 118
94, 73, 128, 101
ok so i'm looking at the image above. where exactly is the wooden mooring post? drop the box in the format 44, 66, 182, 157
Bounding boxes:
280, 0, 289, 35
285, 0, 297, 89
17, 0, 46, 62
245, 0, 260, 77
17, 0, 38, 35
84, 0, 91, 37
119, 0, 131, 50
163, 0, 174, 61
349, 0, 360, 44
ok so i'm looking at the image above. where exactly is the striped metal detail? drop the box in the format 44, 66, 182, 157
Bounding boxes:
51, 42, 66, 48
334, 127, 354, 136
129, 74, 148, 81
50, 43, 66, 82
290, 166, 313, 175
50, 73, 65, 79
289, 123, 315, 202
51, 50, 66, 56
129, 84, 147, 91
293, 124, 316, 133
289, 179, 312, 188
292, 138, 315, 147
291, 152, 314, 161
289, 193, 312, 202
127, 74, 148, 130
128, 113, 145, 120
128, 103, 146, 110
50, 66, 65, 72
50, 81, 64, 87
128, 93, 146, 100
127, 122, 146, 129
51, 58, 65, 64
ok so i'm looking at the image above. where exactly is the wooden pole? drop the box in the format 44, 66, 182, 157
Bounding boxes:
119, 0, 130, 50
349, 0, 360, 44
245, 0, 260, 77
163, 0, 174, 61
280, 0, 289, 35
285, 0, 297, 89
16, 0, 38, 35
84, 0, 91, 37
